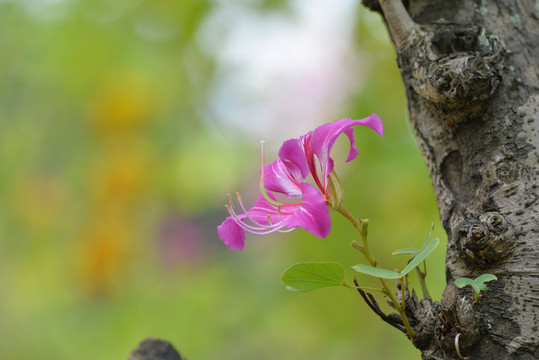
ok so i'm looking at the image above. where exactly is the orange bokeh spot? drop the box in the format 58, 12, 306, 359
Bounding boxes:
90, 74, 156, 135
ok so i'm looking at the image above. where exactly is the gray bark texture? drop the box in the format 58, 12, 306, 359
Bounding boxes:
128, 338, 184, 360
363, 0, 539, 359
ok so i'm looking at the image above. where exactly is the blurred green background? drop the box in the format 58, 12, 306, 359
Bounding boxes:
0, 0, 446, 359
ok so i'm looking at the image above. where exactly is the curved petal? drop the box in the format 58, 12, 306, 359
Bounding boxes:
263, 159, 303, 198
309, 114, 384, 185
217, 217, 246, 250
354, 113, 384, 139
278, 138, 310, 178
283, 183, 330, 238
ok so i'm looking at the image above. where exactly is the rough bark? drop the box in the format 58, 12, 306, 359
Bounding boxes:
128, 338, 184, 360
363, 0, 539, 359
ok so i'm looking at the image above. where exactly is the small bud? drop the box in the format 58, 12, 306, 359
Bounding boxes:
326, 170, 344, 210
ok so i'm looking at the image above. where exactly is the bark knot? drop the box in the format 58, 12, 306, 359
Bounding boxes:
405, 26, 503, 127
457, 212, 514, 269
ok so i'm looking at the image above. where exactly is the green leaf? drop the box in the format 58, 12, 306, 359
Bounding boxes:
392, 248, 420, 255
455, 274, 497, 294
475, 274, 497, 291
393, 224, 434, 255
285, 286, 306, 292
400, 238, 440, 277
351, 264, 401, 279
281, 262, 346, 291
420, 223, 434, 250
455, 277, 475, 288
475, 273, 497, 285
455, 277, 481, 293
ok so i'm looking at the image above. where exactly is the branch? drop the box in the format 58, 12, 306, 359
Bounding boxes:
354, 277, 406, 333
378, 0, 419, 50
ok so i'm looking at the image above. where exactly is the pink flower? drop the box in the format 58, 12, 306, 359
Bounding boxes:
217, 115, 384, 250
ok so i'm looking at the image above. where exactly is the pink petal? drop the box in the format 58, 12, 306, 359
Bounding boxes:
278, 138, 311, 178
283, 183, 330, 238
217, 217, 246, 250
263, 159, 304, 198
309, 114, 384, 185
356, 113, 384, 139
247, 194, 289, 225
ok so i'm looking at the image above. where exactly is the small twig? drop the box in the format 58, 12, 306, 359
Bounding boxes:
378, 0, 419, 50
354, 278, 406, 333
366, 292, 386, 315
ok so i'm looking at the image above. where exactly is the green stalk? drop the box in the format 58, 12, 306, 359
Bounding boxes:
416, 263, 431, 300
337, 205, 416, 339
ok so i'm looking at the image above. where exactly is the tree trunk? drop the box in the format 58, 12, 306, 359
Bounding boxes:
364, 0, 539, 358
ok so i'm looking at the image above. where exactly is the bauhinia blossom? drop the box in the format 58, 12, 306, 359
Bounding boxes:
217, 115, 384, 250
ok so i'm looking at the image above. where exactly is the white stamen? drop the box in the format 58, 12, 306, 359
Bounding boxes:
260, 140, 266, 169
227, 202, 281, 231
222, 140, 297, 236
234, 193, 282, 230
226, 193, 295, 236
228, 214, 287, 234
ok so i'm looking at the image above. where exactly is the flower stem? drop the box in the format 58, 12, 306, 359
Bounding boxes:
336, 204, 416, 339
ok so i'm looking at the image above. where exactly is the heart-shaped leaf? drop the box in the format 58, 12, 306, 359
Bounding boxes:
455, 277, 481, 293
475, 274, 498, 288
455, 277, 475, 288
281, 262, 346, 291
474, 273, 497, 291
